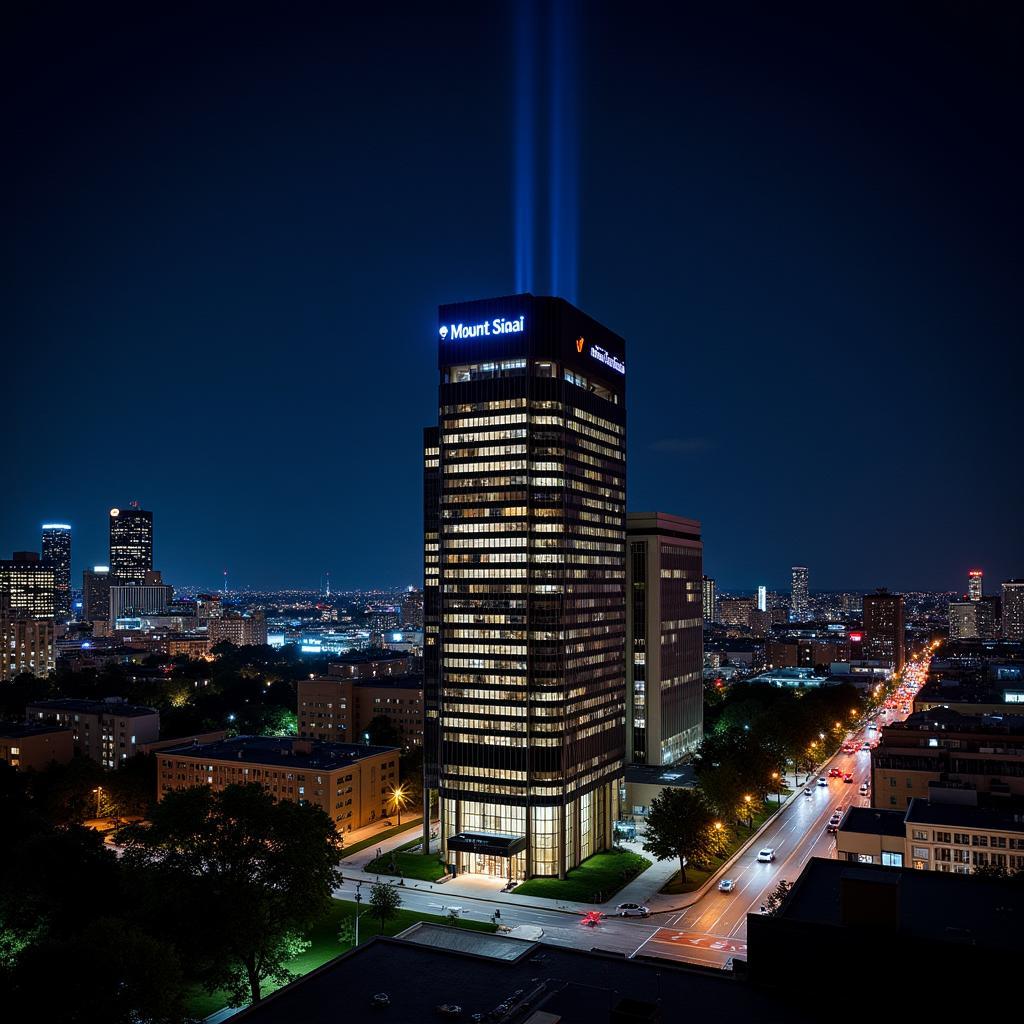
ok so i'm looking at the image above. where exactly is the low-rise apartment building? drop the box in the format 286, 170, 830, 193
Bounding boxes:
0, 723, 74, 771
872, 707, 1024, 810
26, 697, 160, 768
156, 735, 400, 832
836, 797, 1024, 874
298, 674, 423, 749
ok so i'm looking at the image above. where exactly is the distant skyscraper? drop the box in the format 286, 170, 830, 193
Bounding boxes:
0, 552, 55, 620
426, 293, 626, 881
968, 569, 983, 602
702, 575, 716, 624
41, 524, 72, 621
757, 585, 767, 612
82, 566, 111, 623
791, 566, 809, 621
626, 513, 703, 766
948, 601, 979, 640
1003, 581, 1024, 641
863, 589, 906, 671
109, 504, 153, 585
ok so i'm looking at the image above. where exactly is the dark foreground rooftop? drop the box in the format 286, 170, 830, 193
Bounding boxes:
159, 735, 397, 770
234, 925, 817, 1024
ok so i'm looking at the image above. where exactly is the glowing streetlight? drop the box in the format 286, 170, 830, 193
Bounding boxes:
92, 785, 103, 819
388, 784, 410, 826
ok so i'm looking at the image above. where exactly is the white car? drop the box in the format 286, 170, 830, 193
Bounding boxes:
859, 783, 870, 795
817, 777, 827, 787
718, 879, 736, 893
756, 847, 776, 863
616, 902, 650, 918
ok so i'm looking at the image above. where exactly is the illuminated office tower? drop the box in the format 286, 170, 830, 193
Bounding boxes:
968, 569, 983, 602
702, 575, 716, 624
82, 566, 111, 623
791, 566, 809, 621
757, 585, 767, 612
0, 552, 55, 620
626, 513, 703, 766
109, 504, 153, 584
863, 589, 906, 672
427, 294, 626, 880
41, 524, 72, 621
1003, 581, 1024, 641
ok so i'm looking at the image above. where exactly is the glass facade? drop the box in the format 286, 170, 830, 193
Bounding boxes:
109, 506, 153, 585
426, 294, 626, 879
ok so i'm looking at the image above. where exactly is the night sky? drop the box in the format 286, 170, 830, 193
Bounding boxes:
5, 3, 1021, 592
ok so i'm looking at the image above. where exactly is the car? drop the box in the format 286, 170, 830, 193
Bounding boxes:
718, 879, 736, 892
371, 993, 391, 1009
616, 902, 650, 917
803, 788, 813, 796
436, 1006, 463, 1019
843, 773, 853, 783
859, 783, 869, 795
861, 741, 871, 750
817, 777, 827, 787
867, 723, 877, 731
828, 767, 842, 778
757, 847, 776, 863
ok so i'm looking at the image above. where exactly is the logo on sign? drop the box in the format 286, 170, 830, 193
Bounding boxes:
576, 336, 584, 353
439, 315, 525, 340
589, 344, 625, 375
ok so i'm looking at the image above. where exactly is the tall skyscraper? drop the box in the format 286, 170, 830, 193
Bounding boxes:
968, 569, 983, 602
702, 575, 716, 624
426, 294, 626, 880
0, 552, 55, 619
1003, 580, 1024, 641
82, 566, 111, 623
863, 589, 906, 672
791, 566, 809, 621
757, 585, 767, 612
109, 504, 153, 584
626, 513, 703, 766
41, 524, 72, 621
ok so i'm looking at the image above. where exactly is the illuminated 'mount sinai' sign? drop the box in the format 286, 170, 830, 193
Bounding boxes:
439, 315, 525, 340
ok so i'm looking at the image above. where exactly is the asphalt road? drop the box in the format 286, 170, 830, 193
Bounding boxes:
332, 657, 931, 972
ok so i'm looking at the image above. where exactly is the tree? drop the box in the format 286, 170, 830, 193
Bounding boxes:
641, 787, 718, 882
365, 714, 402, 748
121, 784, 343, 1006
369, 881, 402, 934
761, 878, 793, 916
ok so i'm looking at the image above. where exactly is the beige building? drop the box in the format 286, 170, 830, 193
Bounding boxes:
872, 708, 1024, 811
298, 674, 423, 749
157, 736, 400, 832
208, 610, 267, 648
837, 798, 1024, 875
26, 697, 160, 768
0, 723, 74, 771
0, 609, 55, 680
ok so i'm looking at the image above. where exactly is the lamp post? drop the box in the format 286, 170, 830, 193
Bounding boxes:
388, 784, 409, 826
772, 772, 780, 806
92, 785, 103, 819
743, 794, 753, 830
713, 821, 723, 857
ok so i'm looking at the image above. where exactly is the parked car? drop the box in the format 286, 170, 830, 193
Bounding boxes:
859, 783, 870, 795
718, 879, 736, 893
757, 847, 776, 863
616, 903, 650, 918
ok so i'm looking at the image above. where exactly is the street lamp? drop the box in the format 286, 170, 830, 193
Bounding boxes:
743, 794, 753, 830
388, 784, 410, 826
713, 821, 724, 857
772, 772, 780, 805
92, 785, 103, 819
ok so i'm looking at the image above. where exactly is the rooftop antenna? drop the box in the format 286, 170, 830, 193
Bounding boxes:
223, 568, 228, 595
326, 571, 331, 599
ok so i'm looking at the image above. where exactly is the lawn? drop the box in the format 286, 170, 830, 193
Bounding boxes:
342, 817, 423, 857
185, 896, 495, 1019
660, 802, 774, 895
512, 848, 651, 903
365, 837, 447, 882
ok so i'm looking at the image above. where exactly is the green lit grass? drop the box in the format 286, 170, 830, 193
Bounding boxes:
512, 848, 651, 903
184, 896, 495, 1018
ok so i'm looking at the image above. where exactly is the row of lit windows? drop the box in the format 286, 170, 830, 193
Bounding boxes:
445, 444, 528, 460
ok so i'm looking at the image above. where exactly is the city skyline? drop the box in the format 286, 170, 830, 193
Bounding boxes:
5, 6, 1021, 591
